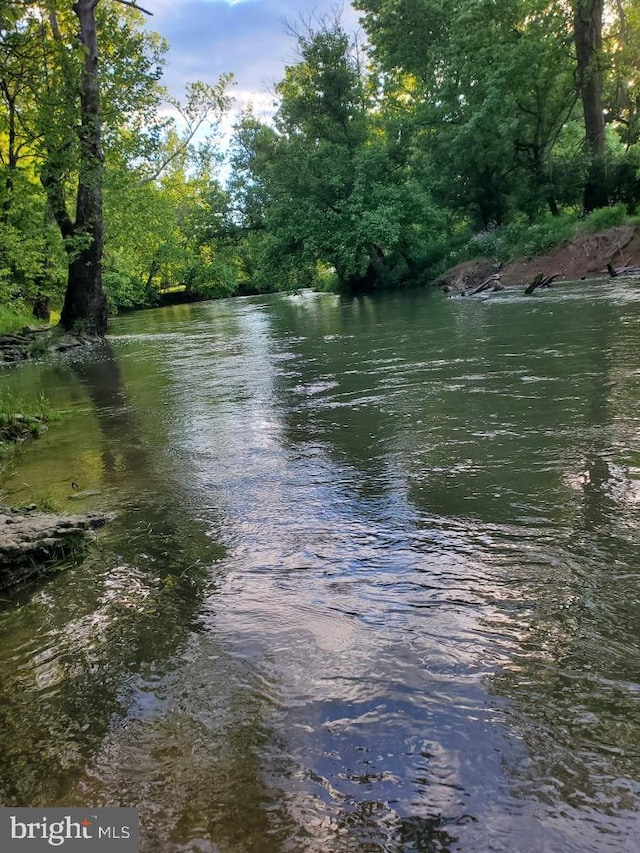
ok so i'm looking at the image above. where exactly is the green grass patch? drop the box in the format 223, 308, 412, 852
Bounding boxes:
0, 391, 56, 445
576, 204, 639, 234
0, 391, 58, 499
0, 303, 50, 336
12, 492, 64, 514
464, 213, 578, 264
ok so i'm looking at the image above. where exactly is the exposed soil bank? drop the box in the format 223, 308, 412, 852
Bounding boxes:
434, 225, 640, 295
0, 507, 108, 597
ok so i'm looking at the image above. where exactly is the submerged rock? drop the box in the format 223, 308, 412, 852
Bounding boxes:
0, 507, 109, 596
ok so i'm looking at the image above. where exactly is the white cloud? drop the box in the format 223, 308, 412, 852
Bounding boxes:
141, 1, 362, 166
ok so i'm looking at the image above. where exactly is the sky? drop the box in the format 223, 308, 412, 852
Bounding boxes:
145, 0, 362, 123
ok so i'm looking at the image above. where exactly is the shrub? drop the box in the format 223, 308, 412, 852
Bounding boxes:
578, 204, 629, 234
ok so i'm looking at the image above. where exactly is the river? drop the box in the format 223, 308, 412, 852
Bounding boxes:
0, 283, 639, 852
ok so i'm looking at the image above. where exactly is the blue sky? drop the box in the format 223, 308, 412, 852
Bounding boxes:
146, 1, 362, 121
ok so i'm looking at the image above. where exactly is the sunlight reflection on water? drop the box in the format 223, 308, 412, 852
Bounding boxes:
0, 282, 639, 851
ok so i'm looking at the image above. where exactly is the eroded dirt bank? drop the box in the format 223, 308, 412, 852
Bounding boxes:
434, 225, 640, 295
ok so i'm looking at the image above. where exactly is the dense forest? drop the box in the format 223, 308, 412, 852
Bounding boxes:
1, 0, 639, 334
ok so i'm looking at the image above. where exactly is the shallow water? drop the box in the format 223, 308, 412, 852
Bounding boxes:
1, 283, 639, 852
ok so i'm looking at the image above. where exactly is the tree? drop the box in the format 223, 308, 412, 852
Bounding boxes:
356, 0, 580, 224
0, 1, 234, 322
23, 1, 150, 335
102, 76, 234, 308
0, 11, 66, 309
573, 0, 608, 210
15, 0, 158, 336
232, 20, 433, 291
59, 0, 108, 334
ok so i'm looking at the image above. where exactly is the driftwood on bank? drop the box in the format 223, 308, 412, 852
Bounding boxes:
0, 507, 109, 596
524, 273, 562, 295
469, 273, 503, 296
606, 263, 640, 277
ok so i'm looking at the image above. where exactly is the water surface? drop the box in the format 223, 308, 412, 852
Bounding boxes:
1, 283, 639, 852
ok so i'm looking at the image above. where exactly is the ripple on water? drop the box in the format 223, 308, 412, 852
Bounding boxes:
0, 286, 639, 851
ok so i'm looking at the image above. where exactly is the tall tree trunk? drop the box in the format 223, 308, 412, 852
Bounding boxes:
60, 0, 108, 336
573, 0, 608, 211
1, 82, 17, 224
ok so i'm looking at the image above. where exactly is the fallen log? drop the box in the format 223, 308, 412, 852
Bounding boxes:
469, 273, 502, 296
524, 273, 561, 295
540, 274, 560, 288
606, 263, 640, 277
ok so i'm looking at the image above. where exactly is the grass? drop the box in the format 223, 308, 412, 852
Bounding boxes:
0, 304, 43, 336
0, 391, 56, 457
575, 204, 639, 234
0, 391, 58, 506
12, 492, 64, 514
0, 304, 60, 336
0, 390, 53, 427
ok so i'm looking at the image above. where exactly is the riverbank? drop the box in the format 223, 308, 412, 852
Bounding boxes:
0, 325, 101, 364
0, 391, 109, 598
0, 391, 53, 462
434, 224, 640, 295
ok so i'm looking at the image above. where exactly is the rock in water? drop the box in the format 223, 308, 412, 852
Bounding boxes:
0, 508, 109, 596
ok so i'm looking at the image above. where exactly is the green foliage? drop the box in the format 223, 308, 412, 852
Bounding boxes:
231, 20, 439, 292
0, 1, 235, 321
578, 204, 631, 234
226, 4, 640, 294
0, 304, 42, 336
27, 335, 49, 358
606, 143, 640, 210
356, 0, 580, 226
2, 0, 639, 314
467, 214, 578, 263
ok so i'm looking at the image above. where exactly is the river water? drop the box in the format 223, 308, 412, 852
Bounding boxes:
1, 283, 639, 852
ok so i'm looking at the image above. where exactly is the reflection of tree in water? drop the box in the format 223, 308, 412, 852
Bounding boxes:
69, 342, 150, 483
0, 343, 219, 798
268, 292, 454, 495
0, 340, 299, 853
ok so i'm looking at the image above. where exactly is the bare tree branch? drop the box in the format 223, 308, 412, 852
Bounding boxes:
137, 111, 208, 185
112, 0, 153, 15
